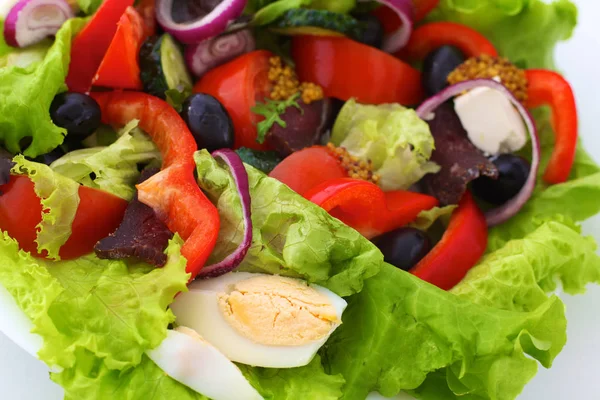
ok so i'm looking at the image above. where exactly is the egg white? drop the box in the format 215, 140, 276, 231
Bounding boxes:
146, 328, 263, 400
170, 272, 347, 368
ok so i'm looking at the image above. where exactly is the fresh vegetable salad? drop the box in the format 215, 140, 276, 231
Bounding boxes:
0, 0, 598, 399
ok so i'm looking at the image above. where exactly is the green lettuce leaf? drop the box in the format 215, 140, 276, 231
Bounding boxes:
53, 350, 209, 400
77, 0, 103, 15
194, 149, 382, 297
323, 263, 567, 400
409, 205, 456, 231
50, 120, 161, 201
427, 0, 577, 69
11, 155, 80, 260
241, 355, 345, 400
331, 99, 439, 191
0, 18, 86, 157
0, 233, 189, 371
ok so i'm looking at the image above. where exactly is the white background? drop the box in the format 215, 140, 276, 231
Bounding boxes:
0, 0, 599, 399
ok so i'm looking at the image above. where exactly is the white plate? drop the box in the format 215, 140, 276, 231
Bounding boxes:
1, 1, 599, 398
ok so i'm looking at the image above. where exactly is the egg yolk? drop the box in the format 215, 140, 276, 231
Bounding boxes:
217, 275, 340, 346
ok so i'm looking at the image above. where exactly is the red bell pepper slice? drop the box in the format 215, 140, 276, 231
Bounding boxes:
92, 7, 147, 90
269, 146, 347, 195
66, 0, 135, 93
0, 176, 128, 260
92, 92, 220, 280
410, 191, 487, 290
194, 50, 273, 150
304, 178, 439, 239
397, 22, 498, 62
526, 69, 578, 184
292, 36, 423, 105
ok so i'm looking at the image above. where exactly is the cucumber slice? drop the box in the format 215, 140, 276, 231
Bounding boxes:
270, 9, 365, 40
140, 34, 192, 99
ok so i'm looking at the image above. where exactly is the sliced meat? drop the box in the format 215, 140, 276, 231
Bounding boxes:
423, 104, 498, 205
94, 168, 173, 266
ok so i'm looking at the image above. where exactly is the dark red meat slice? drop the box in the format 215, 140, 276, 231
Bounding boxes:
94, 168, 173, 266
423, 103, 498, 205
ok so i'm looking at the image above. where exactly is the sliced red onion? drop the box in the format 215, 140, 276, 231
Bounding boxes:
416, 79, 540, 227
364, 0, 414, 53
185, 29, 255, 78
199, 149, 253, 278
155, 0, 246, 44
4, 0, 74, 48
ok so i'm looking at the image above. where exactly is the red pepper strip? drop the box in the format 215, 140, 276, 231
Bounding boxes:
66, 0, 134, 93
93, 6, 147, 90
135, 0, 157, 37
397, 22, 498, 62
526, 69, 578, 184
92, 92, 220, 280
410, 191, 487, 291
304, 178, 439, 239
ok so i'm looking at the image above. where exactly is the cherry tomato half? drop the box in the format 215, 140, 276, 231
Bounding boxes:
194, 50, 273, 150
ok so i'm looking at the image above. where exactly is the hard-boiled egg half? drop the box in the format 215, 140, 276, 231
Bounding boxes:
146, 326, 263, 400
170, 272, 348, 368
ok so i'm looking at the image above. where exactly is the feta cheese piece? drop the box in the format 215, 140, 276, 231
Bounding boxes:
454, 87, 527, 155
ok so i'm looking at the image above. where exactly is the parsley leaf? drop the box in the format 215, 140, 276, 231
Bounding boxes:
165, 85, 192, 112
252, 93, 301, 144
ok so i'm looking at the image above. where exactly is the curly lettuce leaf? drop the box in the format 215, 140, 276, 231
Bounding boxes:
241, 355, 345, 400
194, 150, 382, 297
323, 263, 566, 400
77, 0, 103, 15
427, 0, 577, 69
0, 18, 86, 157
53, 350, 209, 400
11, 156, 80, 260
0, 233, 189, 371
331, 99, 439, 191
50, 120, 161, 201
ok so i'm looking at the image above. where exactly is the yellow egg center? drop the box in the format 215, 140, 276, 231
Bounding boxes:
217, 275, 340, 346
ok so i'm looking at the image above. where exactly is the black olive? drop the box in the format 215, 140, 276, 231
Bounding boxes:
372, 227, 432, 271
472, 154, 531, 205
354, 14, 385, 49
181, 93, 234, 152
50, 92, 102, 142
34, 146, 67, 165
422, 46, 465, 96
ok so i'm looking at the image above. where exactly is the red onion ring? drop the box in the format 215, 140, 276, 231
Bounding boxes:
155, 0, 246, 44
416, 79, 540, 227
185, 29, 255, 78
199, 149, 253, 278
364, 0, 414, 53
4, 0, 74, 48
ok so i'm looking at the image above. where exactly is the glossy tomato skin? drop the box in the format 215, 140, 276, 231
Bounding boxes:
0, 176, 127, 259
292, 36, 423, 105
194, 50, 273, 150
269, 146, 347, 195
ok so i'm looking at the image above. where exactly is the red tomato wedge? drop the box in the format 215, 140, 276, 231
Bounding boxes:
194, 50, 273, 150
92, 92, 220, 280
66, 0, 134, 93
135, 0, 157, 37
292, 36, 423, 105
0, 176, 127, 259
269, 146, 347, 195
93, 6, 147, 90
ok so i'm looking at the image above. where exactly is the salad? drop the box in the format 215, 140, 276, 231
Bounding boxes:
0, 0, 598, 399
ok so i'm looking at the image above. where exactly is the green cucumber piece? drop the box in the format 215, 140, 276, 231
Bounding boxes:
139, 34, 192, 99
271, 8, 365, 40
